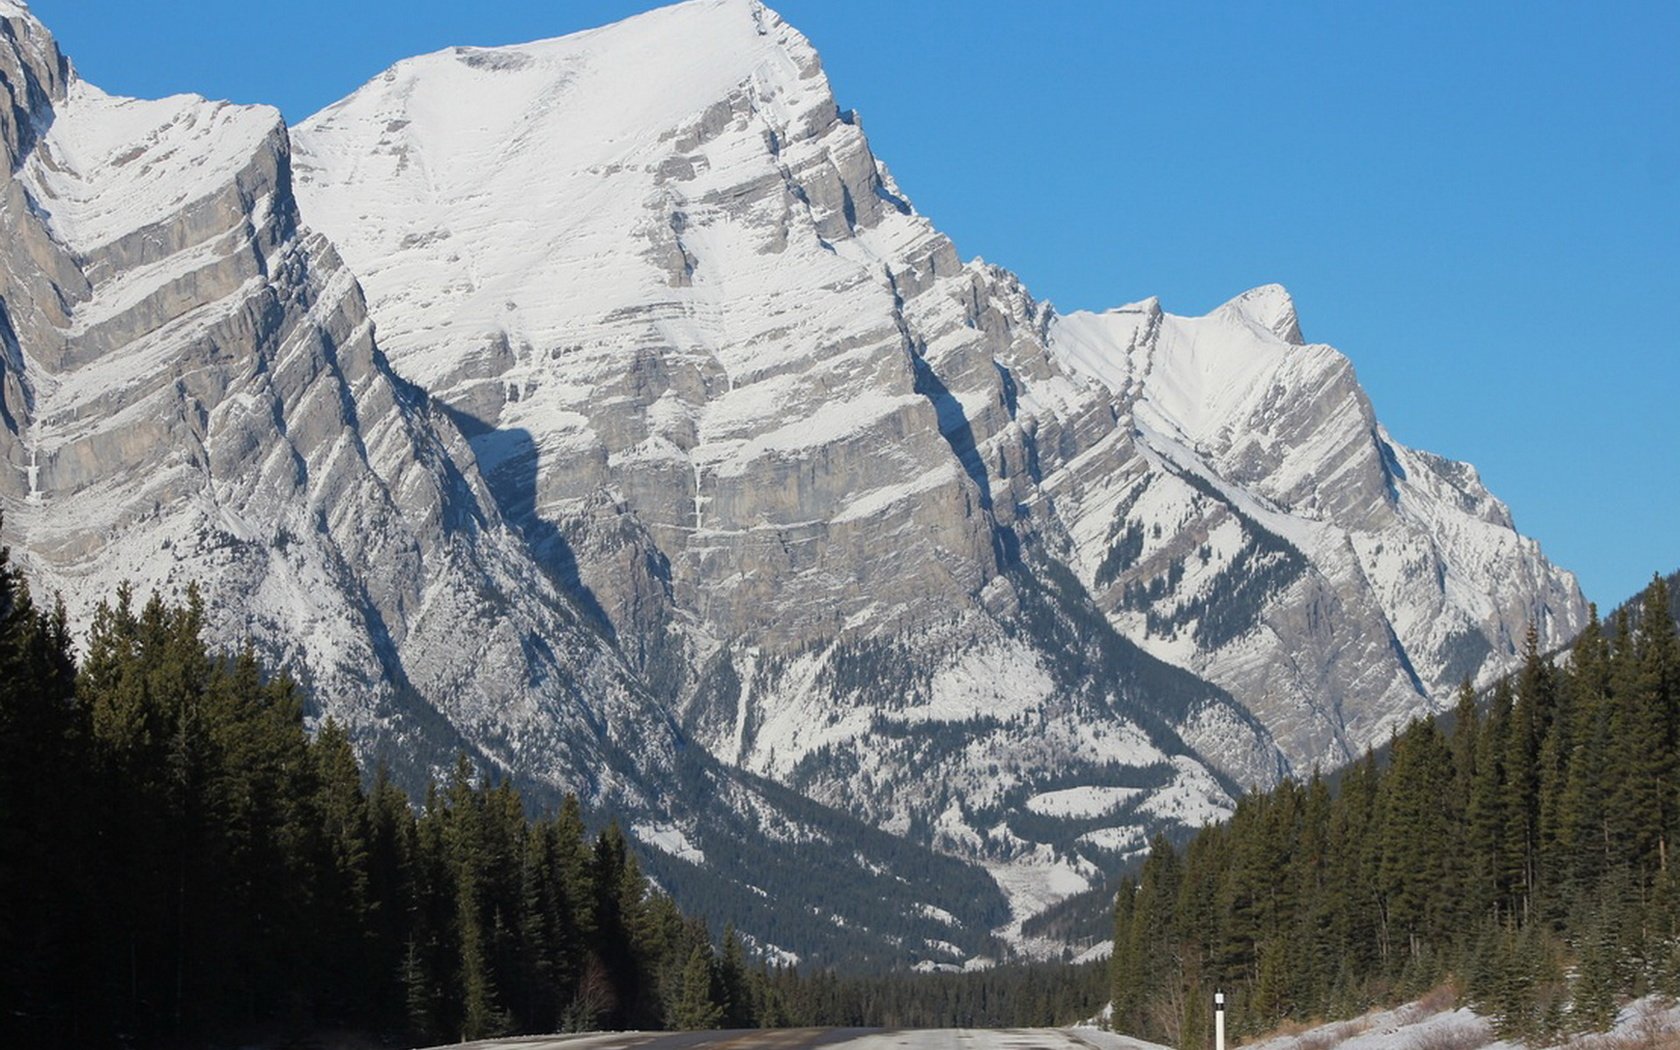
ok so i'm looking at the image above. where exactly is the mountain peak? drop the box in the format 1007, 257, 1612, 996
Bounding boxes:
299, 0, 831, 185
1219, 283, 1304, 345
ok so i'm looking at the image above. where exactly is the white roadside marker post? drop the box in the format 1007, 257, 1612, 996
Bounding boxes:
1215, 990, 1226, 1050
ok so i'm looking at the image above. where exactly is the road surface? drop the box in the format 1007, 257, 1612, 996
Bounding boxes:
436, 1029, 1166, 1050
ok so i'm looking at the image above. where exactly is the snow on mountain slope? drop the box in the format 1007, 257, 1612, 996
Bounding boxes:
1047, 292, 1584, 764
0, 0, 1026, 970
290, 0, 1583, 934
293, 0, 1266, 933
0, 0, 671, 803
294, 0, 995, 650
1, 0, 1588, 962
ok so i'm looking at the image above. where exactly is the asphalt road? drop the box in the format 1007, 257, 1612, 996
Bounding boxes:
445, 1028, 1162, 1050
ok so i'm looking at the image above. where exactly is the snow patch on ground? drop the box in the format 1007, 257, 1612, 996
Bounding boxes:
1139, 755, 1235, 828
896, 641, 1055, 724
630, 821, 705, 866
983, 846, 1099, 958
1077, 825, 1147, 854
739, 932, 800, 969
1026, 785, 1144, 819
917, 903, 960, 927
1240, 995, 1680, 1050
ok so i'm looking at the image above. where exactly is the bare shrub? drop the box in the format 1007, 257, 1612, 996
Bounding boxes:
1266, 1018, 1312, 1038
1571, 999, 1680, 1050
1612, 1002, 1680, 1050
1404, 1019, 1495, 1050
1416, 981, 1464, 1016
1293, 1016, 1373, 1050
1293, 1029, 1342, 1050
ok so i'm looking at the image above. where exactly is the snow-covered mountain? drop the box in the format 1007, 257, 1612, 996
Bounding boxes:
291, 0, 1580, 800
0, 0, 1018, 968
0, 0, 1585, 964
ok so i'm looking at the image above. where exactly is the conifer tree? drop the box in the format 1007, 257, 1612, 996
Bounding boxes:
444, 756, 511, 1040
1502, 629, 1550, 918
674, 945, 725, 1029
1467, 681, 1511, 921
0, 522, 84, 1043
1379, 718, 1454, 969
1095, 577, 1680, 1044
1635, 577, 1679, 872
1554, 609, 1611, 903
311, 717, 375, 1015
719, 923, 751, 1028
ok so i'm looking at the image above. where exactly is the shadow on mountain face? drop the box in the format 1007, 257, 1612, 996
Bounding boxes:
911, 353, 991, 513
436, 401, 615, 640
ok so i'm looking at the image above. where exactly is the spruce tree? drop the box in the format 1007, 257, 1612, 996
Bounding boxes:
311, 717, 375, 1016
719, 923, 751, 1027
674, 946, 724, 1030
0, 523, 85, 1043
1467, 681, 1511, 921
1379, 718, 1454, 970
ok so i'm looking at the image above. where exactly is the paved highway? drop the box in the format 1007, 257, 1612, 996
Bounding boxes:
443, 1028, 1165, 1050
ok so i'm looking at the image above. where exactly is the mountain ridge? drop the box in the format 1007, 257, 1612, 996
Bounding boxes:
0, 0, 1585, 965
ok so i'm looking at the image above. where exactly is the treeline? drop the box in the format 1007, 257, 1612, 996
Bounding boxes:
0, 528, 1107, 1047
0, 531, 816, 1046
762, 960, 1109, 1029
1112, 575, 1680, 1047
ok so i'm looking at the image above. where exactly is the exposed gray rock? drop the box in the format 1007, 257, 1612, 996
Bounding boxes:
0, 0, 1588, 960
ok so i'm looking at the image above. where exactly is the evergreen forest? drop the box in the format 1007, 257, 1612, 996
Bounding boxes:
0, 548, 714, 1042
0, 527, 1105, 1047
1111, 575, 1680, 1047
8, 509, 1679, 1048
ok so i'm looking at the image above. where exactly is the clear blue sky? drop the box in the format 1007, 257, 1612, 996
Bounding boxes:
27, 0, 1680, 608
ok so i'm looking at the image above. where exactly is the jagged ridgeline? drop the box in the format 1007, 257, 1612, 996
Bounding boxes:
1, 0, 1583, 966
1111, 575, 1680, 1048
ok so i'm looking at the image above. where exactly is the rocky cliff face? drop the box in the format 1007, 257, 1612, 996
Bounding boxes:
0, 3, 649, 799
0, 0, 1048, 968
293, 0, 1580, 796
0, 0, 1587, 964
290, 0, 1290, 933
1044, 289, 1584, 768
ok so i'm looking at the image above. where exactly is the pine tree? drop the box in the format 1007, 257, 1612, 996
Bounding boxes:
674, 946, 724, 1030
1114, 835, 1181, 1041
1327, 751, 1384, 978
0, 522, 85, 1043
1111, 873, 1141, 1027
1467, 681, 1512, 922
1607, 599, 1673, 879
1558, 609, 1614, 899
719, 923, 751, 1027
310, 717, 375, 1016
365, 762, 417, 1030
1502, 628, 1552, 920
1636, 577, 1680, 873
589, 822, 648, 1029
1571, 903, 1620, 1034
1379, 718, 1455, 970
443, 756, 511, 1040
